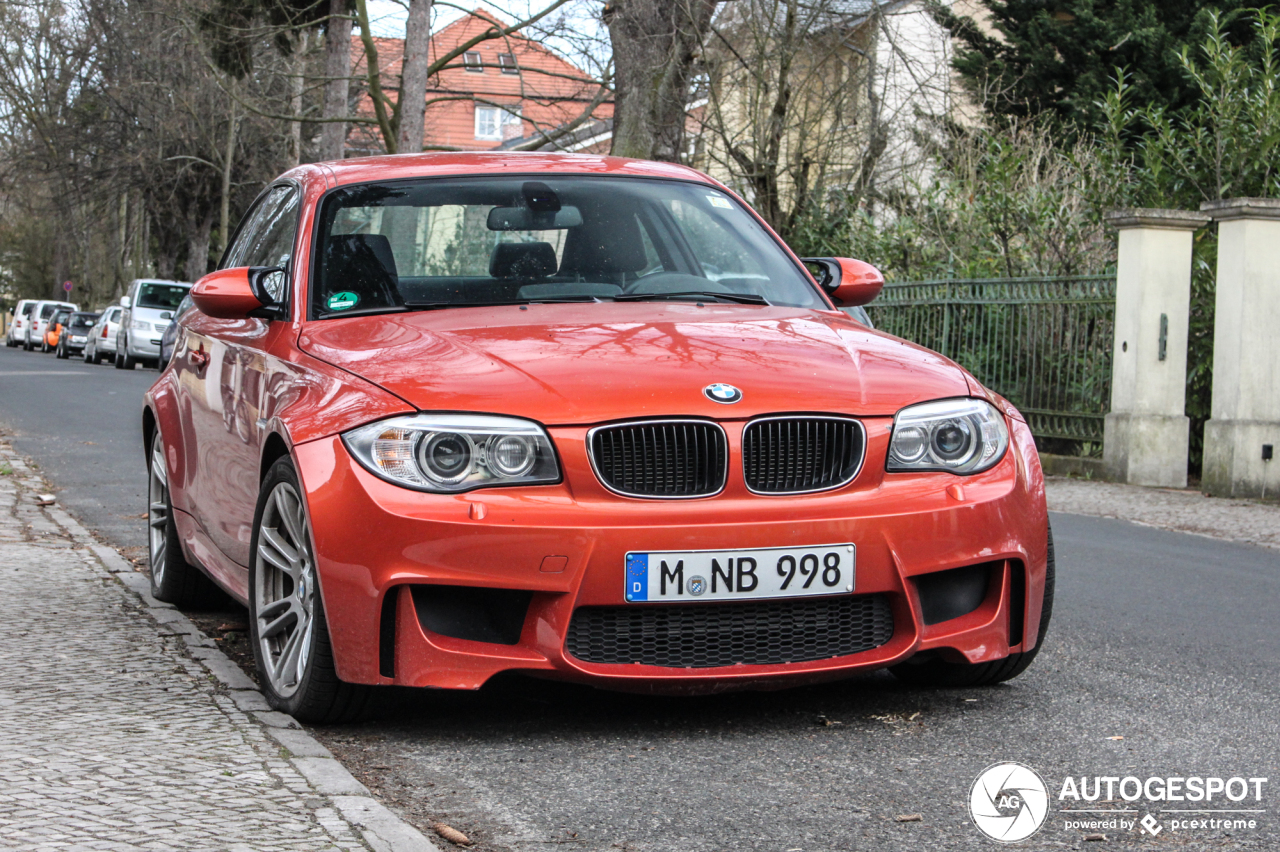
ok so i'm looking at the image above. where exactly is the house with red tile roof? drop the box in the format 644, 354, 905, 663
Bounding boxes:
347, 9, 612, 155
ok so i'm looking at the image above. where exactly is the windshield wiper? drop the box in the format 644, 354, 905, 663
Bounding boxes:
613, 291, 770, 306
402, 297, 602, 311
317, 304, 408, 318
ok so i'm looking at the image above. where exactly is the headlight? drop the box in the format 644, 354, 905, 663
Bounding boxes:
342, 414, 560, 493
887, 399, 1009, 474
71, 335, 86, 343
131, 319, 151, 331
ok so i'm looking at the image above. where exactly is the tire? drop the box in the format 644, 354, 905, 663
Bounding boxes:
23, 336, 33, 351
891, 523, 1055, 688
123, 347, 137, 370
249, 458, 374, 723
147, 431, 222, 607
56, 341, 68, 359
114, 347, 125, 368
83, 345, 92, 363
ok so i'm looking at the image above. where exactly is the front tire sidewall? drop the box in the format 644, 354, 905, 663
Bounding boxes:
248, 459, 330, 716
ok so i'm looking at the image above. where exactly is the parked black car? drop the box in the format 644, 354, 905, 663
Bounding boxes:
56, 312, 101, 359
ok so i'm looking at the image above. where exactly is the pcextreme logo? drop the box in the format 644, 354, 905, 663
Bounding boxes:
969, 762, 1051, 843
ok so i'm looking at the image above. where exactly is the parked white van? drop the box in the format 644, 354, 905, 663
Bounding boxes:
26, 300, 78, 351
115, 279, 190, 369
5, 300, 36, 347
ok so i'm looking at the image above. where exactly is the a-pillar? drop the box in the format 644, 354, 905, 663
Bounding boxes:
1102, 209, 1209, 487
1199, 198, 1280, 498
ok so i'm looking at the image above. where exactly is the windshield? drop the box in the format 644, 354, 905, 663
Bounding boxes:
136, 283, 189, 310
69, 313, 97, 331
310, 176, 824, 318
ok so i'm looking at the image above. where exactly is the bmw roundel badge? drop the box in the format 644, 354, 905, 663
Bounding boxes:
704, 383, 743, 404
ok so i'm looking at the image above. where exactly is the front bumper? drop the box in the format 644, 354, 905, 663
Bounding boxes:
295, 416, 1048, 691
126, 335, 161, 358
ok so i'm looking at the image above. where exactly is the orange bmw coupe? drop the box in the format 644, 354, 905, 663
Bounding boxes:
143, 154, 1052, 722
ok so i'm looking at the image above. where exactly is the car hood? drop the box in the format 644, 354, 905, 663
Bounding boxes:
297, 304, 971, 426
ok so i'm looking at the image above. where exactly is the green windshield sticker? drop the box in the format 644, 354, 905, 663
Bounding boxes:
707, 195, 733, 209
326, 291, 359, 311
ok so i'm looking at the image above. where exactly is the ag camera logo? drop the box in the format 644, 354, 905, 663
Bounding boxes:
969, 762, 1050, 843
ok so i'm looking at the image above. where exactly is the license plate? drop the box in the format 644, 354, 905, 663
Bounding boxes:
624, 543, 855, 602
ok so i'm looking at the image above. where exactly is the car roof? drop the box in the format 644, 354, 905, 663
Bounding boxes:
282, 152, 718, 190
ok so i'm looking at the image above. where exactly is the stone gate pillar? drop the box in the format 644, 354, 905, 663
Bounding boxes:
1199, 198, 1280, 497
1103, 209, 1209, 487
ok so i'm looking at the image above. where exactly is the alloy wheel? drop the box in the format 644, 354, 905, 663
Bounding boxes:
254, 482, 316, 699
148, 438, 170, 586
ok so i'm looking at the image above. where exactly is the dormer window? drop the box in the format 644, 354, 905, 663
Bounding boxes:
464, 51, 483, 72
498, 53, 518, 74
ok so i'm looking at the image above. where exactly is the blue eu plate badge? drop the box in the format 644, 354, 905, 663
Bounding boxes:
625, 553, 649, 602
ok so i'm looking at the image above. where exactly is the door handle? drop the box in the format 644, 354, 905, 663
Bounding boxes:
189, 347, 210, 373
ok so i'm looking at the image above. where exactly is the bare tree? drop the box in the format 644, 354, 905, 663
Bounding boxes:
318, 0, 352, 159
395, 0, 432, 154
605, 0, 718, 161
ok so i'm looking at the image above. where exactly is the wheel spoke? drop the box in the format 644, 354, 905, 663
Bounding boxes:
260, 605, 297, 641
274, 488, 307, 549
259, 528, 300, 573
273, 621, 307, 686
258, 596, 291, 623
293, 617, 314, 686
259, 524, 299, 562
151, 447, 167, 487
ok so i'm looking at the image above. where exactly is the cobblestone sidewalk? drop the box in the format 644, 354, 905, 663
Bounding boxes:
1045, 476, 1280, 550
0, 445, 437, 852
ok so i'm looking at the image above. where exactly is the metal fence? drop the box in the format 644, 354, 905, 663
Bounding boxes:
866, 275, 1116, 444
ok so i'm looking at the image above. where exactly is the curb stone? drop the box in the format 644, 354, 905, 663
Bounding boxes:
0, 440, 441, 852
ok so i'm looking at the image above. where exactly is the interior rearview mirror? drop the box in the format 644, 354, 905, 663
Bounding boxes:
487, 206, 583, 231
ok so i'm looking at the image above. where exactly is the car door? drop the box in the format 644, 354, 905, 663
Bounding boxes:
175, 184, 302, 568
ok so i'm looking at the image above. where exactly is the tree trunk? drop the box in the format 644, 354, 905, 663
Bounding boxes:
606, 0, 718, 162
396, 0, 432, 154
219, 83, 239, 256
287, 30, 310, 168
185, 210, 214, 282
319, 0, 352, 161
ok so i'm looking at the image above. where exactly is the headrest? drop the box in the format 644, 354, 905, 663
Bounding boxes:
323, 234, 403, 308
328, 233, 399, 280
490, 241, 558, 278
559, 214, 647, 276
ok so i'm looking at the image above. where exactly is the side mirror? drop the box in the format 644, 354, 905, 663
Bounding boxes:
802, 257, 885, 307
120, 296, 131, 308
191, 267, 280, 319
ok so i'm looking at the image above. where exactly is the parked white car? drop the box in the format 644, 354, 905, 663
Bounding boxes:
84, 305, 125, 364
26, 300, 78, 351
5, 300, 35, 347
115, 279, 190, 369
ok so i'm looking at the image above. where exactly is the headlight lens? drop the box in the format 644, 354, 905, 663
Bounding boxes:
887, 399, 1008, 474
131, 319, 151, 331
343, 414, 560, 493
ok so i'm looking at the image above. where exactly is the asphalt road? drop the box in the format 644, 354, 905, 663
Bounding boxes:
1, 341, 1276, 851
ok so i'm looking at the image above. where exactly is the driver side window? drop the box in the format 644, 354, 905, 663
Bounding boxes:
223, 186, 301, 303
